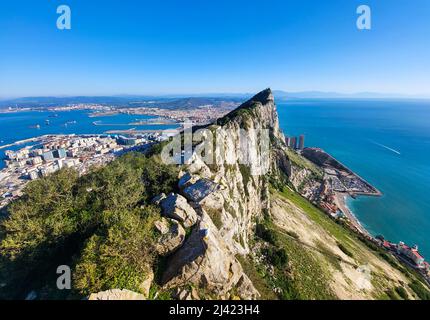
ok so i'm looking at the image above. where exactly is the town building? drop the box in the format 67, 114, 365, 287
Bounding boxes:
285, 134, 305, 150
298, 135, 305, 150
1, 134, 158, 210
398, 242, 425, 267
290, 137, 297, 149
41, 151, 54, 162
53, 148, 67, 158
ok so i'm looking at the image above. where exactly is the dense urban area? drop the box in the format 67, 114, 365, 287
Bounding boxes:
0, 133, 164, 209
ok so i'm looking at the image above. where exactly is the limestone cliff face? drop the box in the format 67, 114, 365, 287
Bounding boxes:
151, 89, 424, 300
159, 89, 291, 299
205, 88, 282, 254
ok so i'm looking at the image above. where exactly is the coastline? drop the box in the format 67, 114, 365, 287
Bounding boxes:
334, 192, 372, 238
300, 147, 379, 238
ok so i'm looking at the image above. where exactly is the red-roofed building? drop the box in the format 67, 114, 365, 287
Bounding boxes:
397, 242, 425, 267
382, 241, 391, 249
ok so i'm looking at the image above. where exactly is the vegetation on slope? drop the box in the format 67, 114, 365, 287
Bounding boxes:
285, 148, 323, 179
275, 186, 429, 299
0, 153, 178, 299
241, 199, 337, 300
74, 207, 160, 296
252, 217, 336, 300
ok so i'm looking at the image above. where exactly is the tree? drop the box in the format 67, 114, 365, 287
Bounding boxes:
73, 207, 160, 295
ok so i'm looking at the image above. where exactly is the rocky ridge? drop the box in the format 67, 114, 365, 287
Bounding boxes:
153, 89, 292, 299
89, 88, 426, 300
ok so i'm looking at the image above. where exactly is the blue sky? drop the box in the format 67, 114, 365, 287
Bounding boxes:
0, 0, 429, 97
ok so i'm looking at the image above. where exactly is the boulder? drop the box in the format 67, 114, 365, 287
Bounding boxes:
88, 289, 146, 300
182, 179, 220, 203
186, 152, 213, 179
235, 274, 260, 300
178, 172, 199, 190
155, 217, 186, 255
140, 270, 154, 298
160, 193, 198, 228
161, 210, 260, 299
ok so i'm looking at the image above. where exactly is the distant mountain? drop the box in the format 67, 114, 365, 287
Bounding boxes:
1, 90, 428, 109
0, 96, 243, 109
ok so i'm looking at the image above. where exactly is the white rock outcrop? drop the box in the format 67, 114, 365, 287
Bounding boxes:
162, 210, 260, 300
88, 289, 146, 300
181, 178, 220, 203
159, 193, 198, 228
154, 217, 186, 255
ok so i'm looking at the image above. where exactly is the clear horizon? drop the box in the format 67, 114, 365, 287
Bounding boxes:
1, 0, 430, 97
2, 90, 430, 101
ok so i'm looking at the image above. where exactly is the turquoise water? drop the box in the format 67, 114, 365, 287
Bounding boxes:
277, 99, 430, 259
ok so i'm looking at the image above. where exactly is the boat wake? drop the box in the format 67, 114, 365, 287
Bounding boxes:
371, 141, 401, 155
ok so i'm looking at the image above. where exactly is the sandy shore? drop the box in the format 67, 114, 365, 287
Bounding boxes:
334, 192, 371, 237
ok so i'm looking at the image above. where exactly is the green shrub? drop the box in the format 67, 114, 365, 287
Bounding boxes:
256, 223, 278, 245
385, 288, 400, 300
264, 247, 288, 269
205, 208, 223, 230
395, 286, 409, 300
74, 207, 159, 295
409, 280, 430, 300
336, 242, 354, 258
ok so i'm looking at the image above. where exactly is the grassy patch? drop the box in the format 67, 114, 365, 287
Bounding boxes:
236, 255, 278, 300
148, 284, 174, 300
255, 217, 336, 300
275, 186, 430, 299
315, 241, 342, 271
205, 207, 223, 230
409, 280, 430, 300
337, 241, 354, 258
239, 164, 252, 197
278, 187, 355, 247
395, 286, 409, 300
385, 288, 400, 300
276, 229, 337, 300
285, 148, 323, 178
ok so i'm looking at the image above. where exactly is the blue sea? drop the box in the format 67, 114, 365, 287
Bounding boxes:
1, 101, 430, 259
0, 110, 175, 168
277, 99, 430, 259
